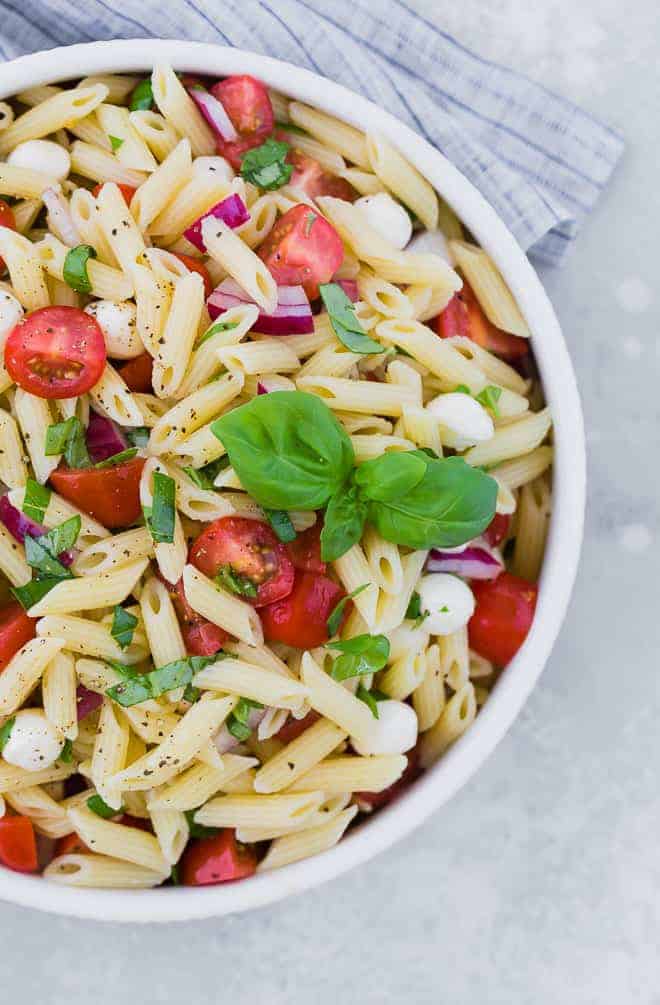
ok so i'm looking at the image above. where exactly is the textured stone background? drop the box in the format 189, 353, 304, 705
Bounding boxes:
1, 3, 658, 1002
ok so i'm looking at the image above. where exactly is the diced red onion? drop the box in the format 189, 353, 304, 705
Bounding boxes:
76, 685, 103, 721
426, 540, 504, 580
337, 279, 359, 302
183, 193, 250, 251
0, 494, 74, 566
212, 708, 266, 754
42, 186, 81, 248
208, 278, 313, 335
257, 382, 268, 395
187, 85, 238, 142
86, 410, 127, 463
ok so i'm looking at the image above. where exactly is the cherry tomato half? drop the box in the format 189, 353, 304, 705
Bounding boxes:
50, 457, 145, 529
0, 816, 38, 873
435, 281, 529, 362
260, 571, 346, 649
275, 710, 321, 744
286, 148, 357, 202
0, 602, 36, 672
356, 748, 420, 811
285, 522, 326, 575
181, 829, 257, 886
172, 253, 213, 298
117, 351, 153, 393
5, 306, 107, 399
0, 198, 17, 272
190, 517, 294, 609
210, 75, 274, 169
162, 575, 230, 656
468, 572, 538, 667
484, 513, 511, 548
258, 204, 344, 300
92, 182, 137, 207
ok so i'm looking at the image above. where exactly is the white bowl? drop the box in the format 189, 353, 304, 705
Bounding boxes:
0, 39, 585, 922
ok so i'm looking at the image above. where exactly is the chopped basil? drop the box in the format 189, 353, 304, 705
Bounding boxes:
22, 478, 50, 524
169, 863, 180, 885
405, 591, 428, 626
356, 684, 387, 719
45, 416, 91, 469
111, 605, 138, 650
475, 385, 503, 416
59, 738, 73, 763
216, 565, 258, 599
63, 244, 97, 294
226, 697, 263, 742
0, 716, 15, 753
145, 472, 175, 544
86, 794, 119, 819
264, 509, 296, 543
126, 427, 150, 448
195, 318, 239, 350
240, 138, 292, 190
454, 384, 471, 395
319, 282, 382, 354
11, 577, 64, 610
109, 135, 124, 151
24, 515, 80, 579
184, 809, 219, 840
326, 583, 370, 637
327, 633, 390, 682
129, 78, 154, 111
95, 448, 138, 469
106, 654, 218, 707
183, 683, 201, 704
182, 455, 230, 491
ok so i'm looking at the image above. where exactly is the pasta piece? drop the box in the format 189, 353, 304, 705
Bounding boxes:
182, 564, 264, 647
412, 643, 445, 732
511, 476, 551, 582
288, 754, 407, 794
13, 389, 58, 484
37, 233, 132, 301
67, 805, 169, 875
487, 446, 553, 491
151, 64, 215, 156
0, 85, 107, 156
148, 172, 234, 241
201, 216, 277, 314
42, 650, 78, 740
0, 229, 49, 309
152, 271, 205, 398
366, 132, 439, 230
90, 698, 129, 810
70, 141, 147, 188
379, 647, 427, 701
254, 718, 347, 793
0, 759, 75, 794
177, 304, 256, 397
300, 652, 373, 740
78, 74, 140, 104
148, 371, 243, 455
0, 522, 31, 587
374, 550, 428, 633
36, 617, 141, 665
194, 658, 309, 711
95, 181, 147, 276
96, 103, 158, 173
4, 784, 71, 838
88, 362, 145, 426
449, 240, 531, 337
148, 806, 189, 865
257, 805, 358, 871
0, 163, 58, 199
448, 335, 528, 394
333, 543, 378, 628
44, 853, 164, 888
73, 527, 153, 576
297, 375, 417, 417
139, 575, 186, 670
9, 487, 109, 548
419, 682, 477, 767
0, 636, 65, 716
148, 755, 258, 811
129, 138, 192, 230
194, 791, 326, 830
139, 458, 187, 584
288, 102, 369, 168
129, 109, 181, 161
464, 408, 552, 467
27, 559, 148, 617
358, 270, 414, 319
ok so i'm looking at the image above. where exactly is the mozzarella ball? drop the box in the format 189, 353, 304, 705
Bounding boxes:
84, 300, 143, 359
417, 573, 475, 636
387, 622, 430, 663
426, 392, 494, 450
351, 699, 418, 756
0, 290, 23, 340
8, 139, 71, 182
2, 709, 63, 772
406, 227, 452, 263
192, 155, 234, 182
355, 192, 412, 250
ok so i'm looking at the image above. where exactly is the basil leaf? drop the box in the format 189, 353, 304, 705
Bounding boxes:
475, 385, 502, 416
129, 78, 153, 111
11, 577, 63, 610
356, 684, 380, 719
0, 717, 15, 753
106, 654, 218, 707
59, 738, 73, 763
212, 390, 354, 511
319, 282, 382, 354
182, 455, 230, 491
264, 508, 297, 543
326, 583, 370, 637
184, 809, 220, 840
368, 454, 498, 550
240, 138, 292, 190
86, 794, 119, 819
39, 515, 81, 557
146, 472, 175, 544
126, 427, 150, 448
454, 384, 471, 395
63, 244, 97, 294
354, 451, 427, 503
327, 633, 390, 682
111, 605, 138, 650
95, 448, 138, 469
226, 697, 263, 742
320, 482, 368, 562
45, 417, 91, 469
405, 590, 429, 628
24, 535, 72, 579
22, 478, 50, 523
109, 135, 124, 152
195, 318, 239, 350
216, 565, 258, 599
106, 675, 152, 707
183, 683, 201, 704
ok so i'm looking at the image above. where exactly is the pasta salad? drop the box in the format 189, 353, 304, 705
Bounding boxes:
0, 65, 551, 889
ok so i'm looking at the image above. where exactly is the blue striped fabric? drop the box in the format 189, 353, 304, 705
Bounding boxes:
0, 0, 624, 265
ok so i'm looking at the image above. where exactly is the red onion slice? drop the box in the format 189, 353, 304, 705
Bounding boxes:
76, 685, 103, 721
187, 85, 238, 142
0, 494, 74, 566
86, 410, 128, 463
426, 539, 504, 580
183, 193, 250, 251
208, 278, 313, 335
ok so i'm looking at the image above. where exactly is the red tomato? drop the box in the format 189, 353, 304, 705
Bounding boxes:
0, 602, 36, 672
181, 829, 257, 885
286, 148, 357, 202
0, 198, 17, 272
275, 710, 320, 744
484, 513, 511, 548
92, 182, 137, 206
117, 351, 153, 393
172, 253, 213, 298
210, 75, 274, 169
55, 832, 89, 856
50, 457, 145, 529
258, 204, 344, 300
5, 306, 107, 399
190, 517, 294, 608
163, 575, 230, 656
356, 748, 420, 811
435, 281, 529, 361
285, 523, 326, 575
260, 571, 346, 649
0, 816, 38, 873
468, 572, 538, 667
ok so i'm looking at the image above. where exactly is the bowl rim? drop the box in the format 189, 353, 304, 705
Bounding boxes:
0, 38, 585, 923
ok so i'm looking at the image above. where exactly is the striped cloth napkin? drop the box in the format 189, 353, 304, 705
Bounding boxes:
0, 0, 624, 265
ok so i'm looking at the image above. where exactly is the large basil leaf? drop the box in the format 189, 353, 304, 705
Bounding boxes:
211, 391, 355, 510
354, 451, 427, 503
320, 482, 368, 562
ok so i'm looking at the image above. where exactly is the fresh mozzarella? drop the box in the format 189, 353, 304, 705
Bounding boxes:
84, 300, 143, 359
426, 392, 494, 450
0, 290, 23, 340
351, 699, 418, 756
2, 709, 63, 772
417, 573, 475, 635
8, 139, 71, 182
355, 192, 412, 250
405, 226, 452, 263
192, 156, 234, 182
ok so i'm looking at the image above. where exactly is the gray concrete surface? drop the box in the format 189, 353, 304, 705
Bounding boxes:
1, 2, 658, 1002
